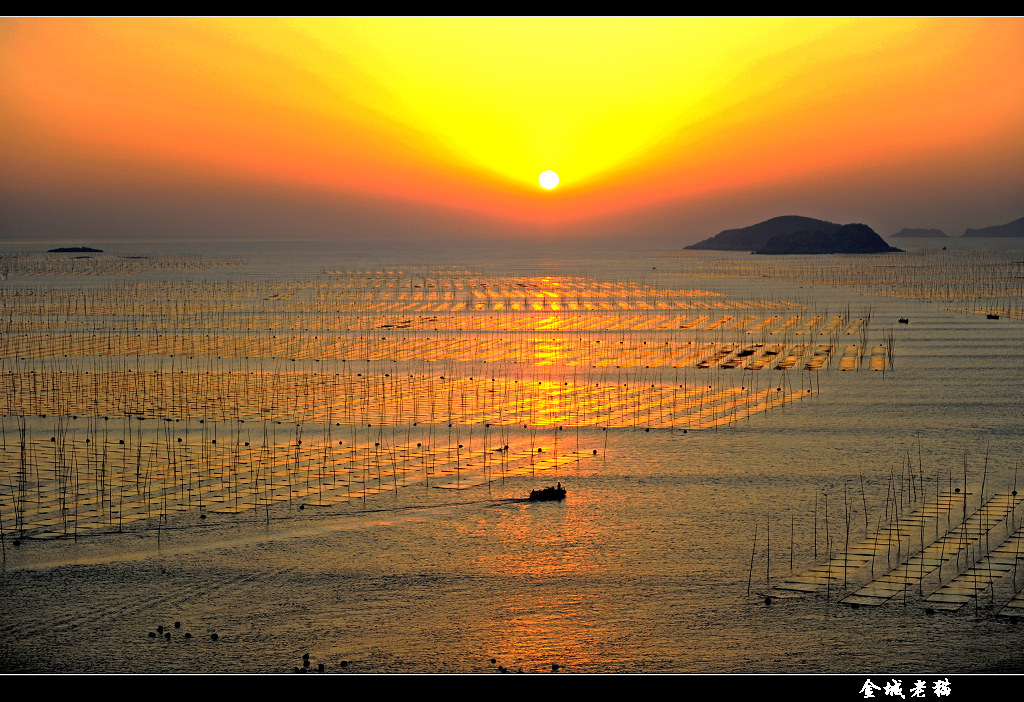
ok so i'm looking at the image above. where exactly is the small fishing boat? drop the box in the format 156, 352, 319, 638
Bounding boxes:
530, 483, 566, 501
898, 318, 909, 324
987, 313, 1000, 320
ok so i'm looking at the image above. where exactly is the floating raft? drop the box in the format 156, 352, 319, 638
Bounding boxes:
840, 492, 1022, 607
925, 524, 1024, 612
838, 344, 860, 371
868, 345, 887, 371
776, 491, 970, 595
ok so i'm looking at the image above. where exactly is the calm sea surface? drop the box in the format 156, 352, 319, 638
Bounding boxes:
1, 237, 1022, 674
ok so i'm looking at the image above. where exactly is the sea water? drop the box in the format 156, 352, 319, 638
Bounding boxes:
0, 237, 1022, 674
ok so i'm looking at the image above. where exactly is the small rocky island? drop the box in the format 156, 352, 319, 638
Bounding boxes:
48, 246, 103, 253
891, 228, 947, 238
686, 216, 901, 254
754, 223, 902, 255
961, 216, 1024, 238
685, 215, 833, 251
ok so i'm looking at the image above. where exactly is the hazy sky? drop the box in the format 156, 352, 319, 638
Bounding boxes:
2, 17, 1022, 244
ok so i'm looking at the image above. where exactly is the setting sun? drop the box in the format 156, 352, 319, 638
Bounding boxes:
538, 170, 559, 189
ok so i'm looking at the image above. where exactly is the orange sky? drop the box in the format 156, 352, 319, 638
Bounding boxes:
2, 17, 1023, 242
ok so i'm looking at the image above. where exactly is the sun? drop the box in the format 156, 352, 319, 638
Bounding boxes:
538, 170, 559, 189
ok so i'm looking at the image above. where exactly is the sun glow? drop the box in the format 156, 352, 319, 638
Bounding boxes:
538, 170, 559, 190
2, 17, 1022, 230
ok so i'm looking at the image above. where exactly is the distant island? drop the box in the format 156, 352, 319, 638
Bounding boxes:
685, 215, 838, 251
962, 216, 1024, 238
754, 224, 902, 255
891, 228, 947, 238
48, 246, 103, 253
686, 216, 901, 254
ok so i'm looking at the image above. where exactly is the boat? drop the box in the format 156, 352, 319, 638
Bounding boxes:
530, 483, 566, 501
987, 313, 1000, 320
898, 318, 909, 324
